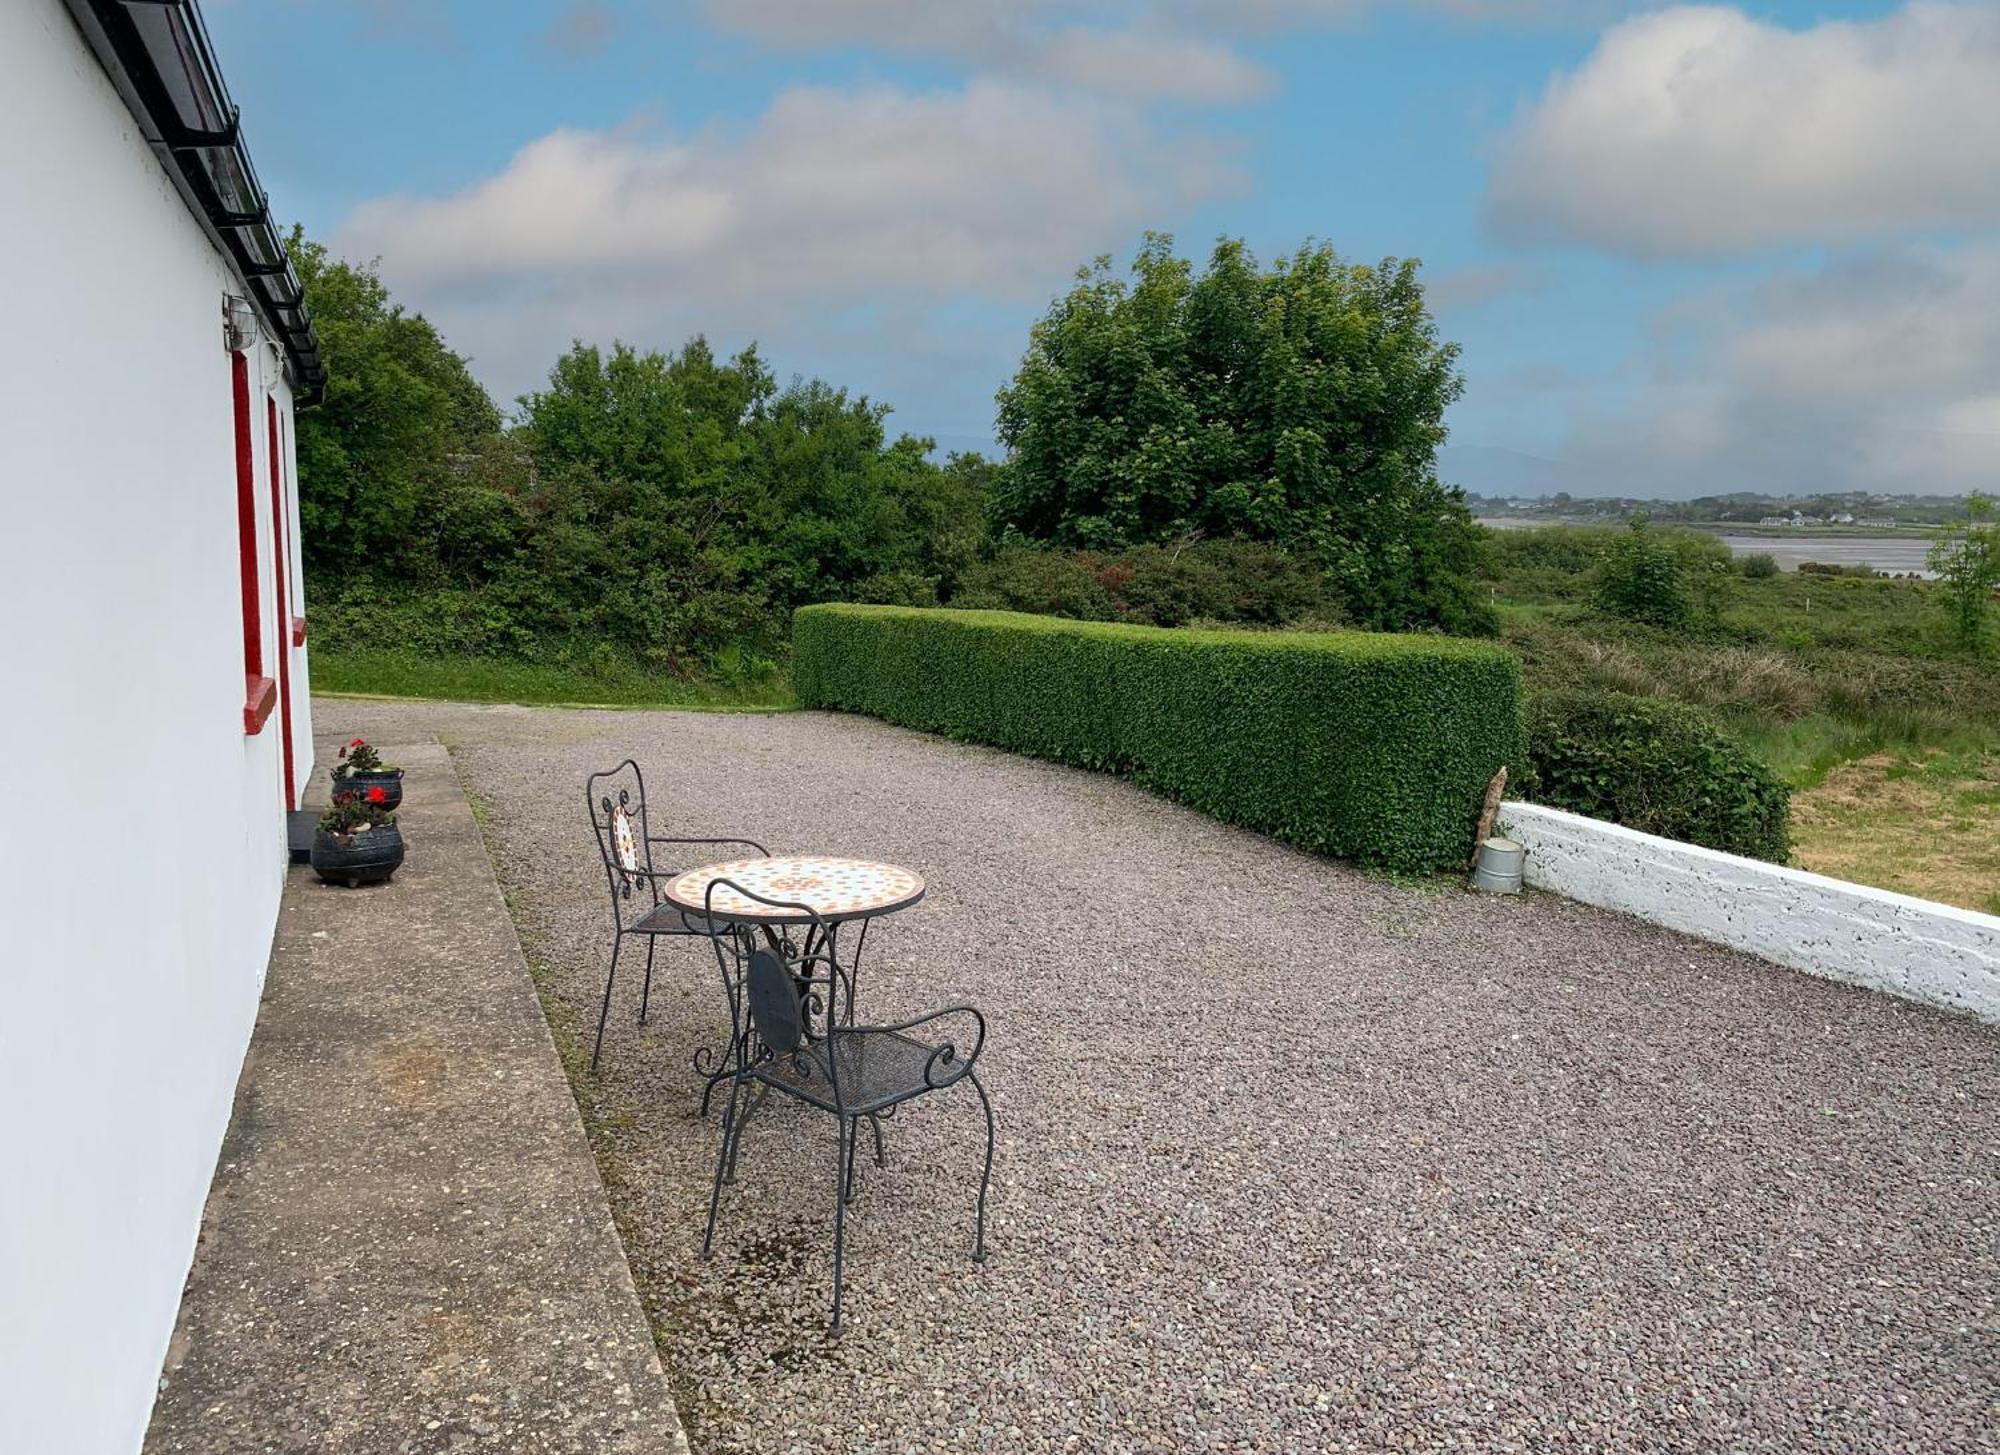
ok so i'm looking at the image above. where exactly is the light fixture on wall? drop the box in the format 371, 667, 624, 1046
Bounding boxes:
221, 293, 258, 352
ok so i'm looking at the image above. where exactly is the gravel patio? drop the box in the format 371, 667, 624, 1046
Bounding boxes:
323, 698, 1997, 1455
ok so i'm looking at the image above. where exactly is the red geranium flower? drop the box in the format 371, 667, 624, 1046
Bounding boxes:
367, 785, 387, 803
349, 738, 365, 748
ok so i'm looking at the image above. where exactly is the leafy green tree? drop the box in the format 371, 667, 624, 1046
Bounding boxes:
521, 336, 764, 486
290, 236, 983, 675
1929, 493, 2000, 654
1595, 518, 1694, 630
290, 231, 501, 578
992, 234, 1489, 633
506, 338, 988, 665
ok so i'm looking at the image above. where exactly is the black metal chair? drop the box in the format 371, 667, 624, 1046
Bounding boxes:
698, 879, 994, 1339
585, 760, 769, 1071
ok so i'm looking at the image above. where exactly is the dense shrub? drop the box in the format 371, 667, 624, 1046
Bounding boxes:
1811, 648, 2000, 726
1111, 540, 1334, 627
1524, 690, 1791, 862
1739, 552, 1780, 579
1480, 523, 1616, 579
1503, 620, 1824, 722
794, 605, 1525, 872
1482, 523, 1732, 615
952, 540, 1336, 628
1928, 494, 2000, 655
311, 579, 778, 677
1663, 528, 1737, 577
1594, 520, 1697, 629
950, 549, 1118, 621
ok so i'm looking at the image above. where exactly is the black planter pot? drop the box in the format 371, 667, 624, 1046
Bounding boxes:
311, 823, 406, 887
331, 769, 403, 810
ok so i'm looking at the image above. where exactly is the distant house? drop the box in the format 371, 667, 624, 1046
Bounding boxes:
0, 2, 323, 1451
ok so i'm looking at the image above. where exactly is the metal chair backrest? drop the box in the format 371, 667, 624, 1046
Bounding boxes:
701, 877, 854, 1107
744, 946, 805, 1054
585, 760, 657, 916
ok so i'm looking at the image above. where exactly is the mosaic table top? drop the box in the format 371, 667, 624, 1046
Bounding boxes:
664, 855, 926, 924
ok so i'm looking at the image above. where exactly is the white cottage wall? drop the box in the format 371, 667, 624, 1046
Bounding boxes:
0, 3, 313, 1450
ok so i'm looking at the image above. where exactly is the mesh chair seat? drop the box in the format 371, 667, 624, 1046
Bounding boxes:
627, 899, 716, 936
751, 1027, 961, 1116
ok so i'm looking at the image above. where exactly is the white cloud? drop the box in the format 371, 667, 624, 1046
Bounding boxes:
335, 79, 1239, 403
696, 0, 1023, 53
1487, 2, 2000, 258
696, 0, 1604, 103
705, 0, 1613, 45
1036, 27, 1274, 103
1558, 246, 2000, 494
696, 0, 1276, 102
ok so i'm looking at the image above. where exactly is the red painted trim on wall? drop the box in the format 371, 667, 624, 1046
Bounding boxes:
292, 616, 308, 646
232, 353, 267, 735
268, 395, 296, 805
243, 674, 276, 733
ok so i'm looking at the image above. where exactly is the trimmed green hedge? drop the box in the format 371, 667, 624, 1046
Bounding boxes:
1524, 690, 1791, 862
793, 605, 1526, 872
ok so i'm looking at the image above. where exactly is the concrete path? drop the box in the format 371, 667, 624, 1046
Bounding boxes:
144, 741, 687, 1454
319, 699, 2000, 1455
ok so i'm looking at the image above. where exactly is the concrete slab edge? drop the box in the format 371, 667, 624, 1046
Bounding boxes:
432, 741, 696, 1454
1498, 800, 2000, 1025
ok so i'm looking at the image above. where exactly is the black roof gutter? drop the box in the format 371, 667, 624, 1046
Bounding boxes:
61, 0, 327, 405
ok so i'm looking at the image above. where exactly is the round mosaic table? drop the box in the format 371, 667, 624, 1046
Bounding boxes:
663, 855, 926, 927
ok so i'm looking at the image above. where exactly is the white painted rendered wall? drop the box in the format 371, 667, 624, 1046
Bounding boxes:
1498, 802, 2000, 1024
0, 4, 312, 1451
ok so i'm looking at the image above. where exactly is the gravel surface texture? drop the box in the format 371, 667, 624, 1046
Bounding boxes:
321, 698, 1999, 1455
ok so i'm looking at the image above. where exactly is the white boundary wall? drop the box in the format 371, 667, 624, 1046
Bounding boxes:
0, 4, 312, 1450
1498, 801, 2000, 1024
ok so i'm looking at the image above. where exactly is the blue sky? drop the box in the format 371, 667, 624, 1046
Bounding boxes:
206, 0, 2000, 498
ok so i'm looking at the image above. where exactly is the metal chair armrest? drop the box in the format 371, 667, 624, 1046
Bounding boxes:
649, 835, 771, 856
852, 1005, 987, 1088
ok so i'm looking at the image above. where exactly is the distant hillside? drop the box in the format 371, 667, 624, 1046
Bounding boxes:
1465, 489, 1975, 528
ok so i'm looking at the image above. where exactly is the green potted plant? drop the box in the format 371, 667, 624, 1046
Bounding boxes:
332, 737, 403, 810
310, 783, 405, 887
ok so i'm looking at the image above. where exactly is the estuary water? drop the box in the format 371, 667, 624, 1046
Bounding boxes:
1478, 520, 1937, 576
1712, 534, 1934, 575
